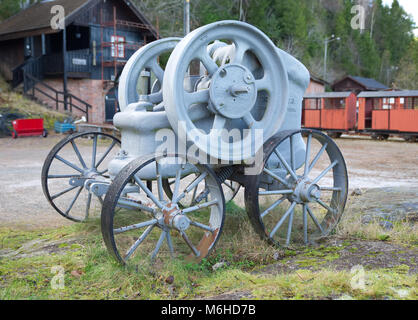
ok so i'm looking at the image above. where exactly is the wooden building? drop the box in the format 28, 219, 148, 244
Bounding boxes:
332, 75, 388, 94
302, 91, 357, 135
305, 75, 326, 94
0, 0, 157, 124
357, 90, 418, 139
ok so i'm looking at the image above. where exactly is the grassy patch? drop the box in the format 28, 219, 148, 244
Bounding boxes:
0, 76, 67, 132
0, 203, 416, 300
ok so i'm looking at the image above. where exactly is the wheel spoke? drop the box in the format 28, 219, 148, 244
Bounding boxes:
306, 204, 324, 234
113, 219, 157, 235
199, 50, 218, 75
182, 199, 218, 214
71, 140, 87, 169
308, 142, 328, 173
303, 204, 308, 244
156, 161, 164, 202
255, 77, 271, 92
316, 198, 336, 215
51, 185, 78, 200
304, 134, 312, 177
259, 189, 293, 196
91, 134, 97, 168
242, 112, 257, 128
181, 231, 200, 257
189, 220, 215, 233
172, 165, 184, 202
269, 202, 296, 238
117, 197, 156, 214
274, 149, 298, 181
290, 135, 295, 171
85, 192, 92, 220
285, 207, 295, 246
54, 155, 84, 173
263, 168, 292, 188
149, 59, 164, 82
232, 42, 248, 64
311, 161, 338, 185
152, 230, 168, 260
48, 174, 80, 179
260, 196, 286, 218
166, 231, 175, 258
65, 186, 83, 215
320, 186, 342, 192
95, 140, 117, 169
212, 114, 226, 131
125, 225, 155, 260
184, 89, 210, 107
133, 175, 165, 210
175, 172, 208, 203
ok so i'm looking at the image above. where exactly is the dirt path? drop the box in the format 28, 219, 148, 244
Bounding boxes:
0, 135, 417, 229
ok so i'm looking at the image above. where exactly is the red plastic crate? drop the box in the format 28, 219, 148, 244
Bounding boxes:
12, 118, 47, 138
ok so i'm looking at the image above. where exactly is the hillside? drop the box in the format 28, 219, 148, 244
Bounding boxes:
0, 76, 66, 136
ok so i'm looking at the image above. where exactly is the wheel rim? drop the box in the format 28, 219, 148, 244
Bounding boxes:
118, 38, 181, 111
41, 132, 120, 222
101, 154, 225, 265
245, 129, 348, 246
163, 20, 289, 161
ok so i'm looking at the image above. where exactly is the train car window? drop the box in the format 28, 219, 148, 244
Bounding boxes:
324, 98, 345, 109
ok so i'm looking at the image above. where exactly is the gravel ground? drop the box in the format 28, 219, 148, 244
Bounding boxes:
0, 134, 417, 230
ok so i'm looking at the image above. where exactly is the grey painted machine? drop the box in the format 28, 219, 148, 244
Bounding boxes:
42, 21, 348, 264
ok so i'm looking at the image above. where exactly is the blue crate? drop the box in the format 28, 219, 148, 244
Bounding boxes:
54, 121, 76, 134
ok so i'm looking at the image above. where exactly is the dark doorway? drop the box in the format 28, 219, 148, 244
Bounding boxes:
105, 86, 119, 122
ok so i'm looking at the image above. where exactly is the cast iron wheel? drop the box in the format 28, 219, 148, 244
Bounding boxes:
41, 131, 120, 222
101, 153, 225, 265
245, 129, 348, 246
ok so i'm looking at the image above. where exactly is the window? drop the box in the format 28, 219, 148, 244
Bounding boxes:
303, 98, 321, 110
111, 35, 125, 58
324, 98, 345, 109
405, 97, 418, 110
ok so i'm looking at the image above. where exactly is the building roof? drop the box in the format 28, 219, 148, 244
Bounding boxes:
0, 0, 158, 41
357, 90, 418, 98
304, 92, 353, 99
332, 75, 389, 91
310, 74, 327, 85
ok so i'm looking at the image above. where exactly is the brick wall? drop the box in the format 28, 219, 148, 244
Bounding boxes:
33, 78, 105, 124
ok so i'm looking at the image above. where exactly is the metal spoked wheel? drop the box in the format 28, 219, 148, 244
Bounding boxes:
245, 129, 348, 246
41, 131, 120, 222
101, 154, 225, 265
162, 176, 240, 207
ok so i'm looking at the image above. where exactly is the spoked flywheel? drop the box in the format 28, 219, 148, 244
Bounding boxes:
101, 154, 225, 265
41, 131, 120, 222
245, 129, 348, 246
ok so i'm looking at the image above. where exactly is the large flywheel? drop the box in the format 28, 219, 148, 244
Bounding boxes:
163, 21, 289, 161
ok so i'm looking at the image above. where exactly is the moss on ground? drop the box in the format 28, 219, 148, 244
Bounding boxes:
0, 206, 416, 300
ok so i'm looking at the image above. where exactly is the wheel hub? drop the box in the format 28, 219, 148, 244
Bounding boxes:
209, 64, 256, 119
290, 178, 321, 204
161, 203, 190, 231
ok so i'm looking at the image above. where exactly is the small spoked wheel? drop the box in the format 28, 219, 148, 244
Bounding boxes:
41, 131, 120, 222
101, 154, 225, 265
245, 129, 348, 246
162, 176, 240, 207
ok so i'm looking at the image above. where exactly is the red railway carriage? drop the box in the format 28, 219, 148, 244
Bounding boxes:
357, 91, 418, 140
302, 92, 357, 136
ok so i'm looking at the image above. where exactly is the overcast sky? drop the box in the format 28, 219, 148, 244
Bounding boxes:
382, 0, 418, 36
